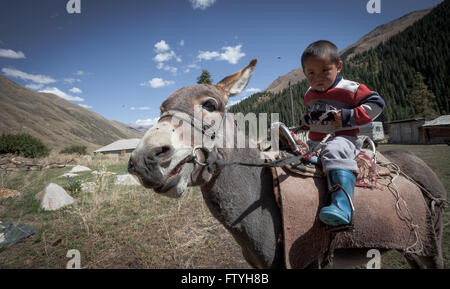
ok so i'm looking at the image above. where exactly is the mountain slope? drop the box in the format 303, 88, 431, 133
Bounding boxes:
231, 1, 449, 124
264, 7, 433, 94
0, 75, 143, 153
340, 7, 433, 60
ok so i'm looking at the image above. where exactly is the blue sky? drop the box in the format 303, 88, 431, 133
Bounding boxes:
0, 0, 442, 127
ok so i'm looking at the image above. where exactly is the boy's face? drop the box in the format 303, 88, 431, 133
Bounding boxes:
303, 56, 343, 92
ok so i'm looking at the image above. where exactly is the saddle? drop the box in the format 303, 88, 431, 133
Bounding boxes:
272, 125, 391, 187
261, 125, 437, 268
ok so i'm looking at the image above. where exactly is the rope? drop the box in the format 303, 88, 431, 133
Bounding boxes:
396, 170, 450, 211
376, 161, 427, 255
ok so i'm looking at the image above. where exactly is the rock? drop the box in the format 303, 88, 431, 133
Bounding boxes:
0, 188, 21, 199
35, 183, 75, 211
92, 170, 116, 176
114, 174, 140, 186
81, 182, 97, 193
70, 165, 91, 173
60, 173, 79, 178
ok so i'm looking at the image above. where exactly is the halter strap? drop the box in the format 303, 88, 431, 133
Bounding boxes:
158, 109, 226, 151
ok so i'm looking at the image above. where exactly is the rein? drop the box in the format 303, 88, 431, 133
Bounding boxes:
157, 109, 332, 172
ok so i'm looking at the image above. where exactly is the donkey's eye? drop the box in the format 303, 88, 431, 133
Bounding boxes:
202, 99, 217, 112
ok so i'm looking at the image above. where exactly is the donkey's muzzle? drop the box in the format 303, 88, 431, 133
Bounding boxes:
128, 145, 175, 188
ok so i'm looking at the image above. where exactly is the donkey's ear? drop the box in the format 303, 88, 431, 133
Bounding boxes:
216, 59, 257, 101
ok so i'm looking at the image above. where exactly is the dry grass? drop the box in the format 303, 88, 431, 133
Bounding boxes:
0, 154, 249, 269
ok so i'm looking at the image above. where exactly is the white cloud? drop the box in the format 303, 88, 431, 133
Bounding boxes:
2, 67, 56, 84
157, 63, 178, 75
196, 45, 245, 64
138, 106, 150, 111
153, 40, 181, 67
78, 104, 93, 109
154, 40, 170, 53
140, 77, 175, 88
197, 50, 220, 61
69, 87, 83, 94
0, 49, 26, 59
154, 50, 177, 63
188, 63, 201, 69
130, 107, 136, 111
226, 94, 251, 108
190, 0, 216, 10
152, 40, 181, 74
75, 70, 85, 76
219, 45, 245, 64
135, 117, 159, 127
227, 88, 260, 107
64, 78, 81, 84
39, 87, 84, 102
179, 40, 185, 47
25, 83, 44, 90
244, 87, 261, 95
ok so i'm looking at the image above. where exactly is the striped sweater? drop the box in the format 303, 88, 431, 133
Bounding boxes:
304, 75, 385, 141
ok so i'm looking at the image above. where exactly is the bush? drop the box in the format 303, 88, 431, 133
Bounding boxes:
60, 145, 87, 155
66, 176, 82, 194
0, 134, 50, 158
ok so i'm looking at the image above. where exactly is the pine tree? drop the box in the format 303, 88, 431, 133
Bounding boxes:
197, 70, 213, 84
406, 72, 438, 118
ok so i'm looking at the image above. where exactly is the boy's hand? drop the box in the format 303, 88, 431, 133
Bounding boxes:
319, 110, 342, 128
301, 110, 325, 126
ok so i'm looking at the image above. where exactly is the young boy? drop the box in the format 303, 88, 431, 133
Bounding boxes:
300, 40, 385, 227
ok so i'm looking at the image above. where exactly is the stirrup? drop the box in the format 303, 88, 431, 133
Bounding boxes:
279, 123, 301, 154
324, 183, 356, 233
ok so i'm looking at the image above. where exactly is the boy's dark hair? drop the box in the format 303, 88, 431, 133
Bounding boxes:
301, 40, 340, 68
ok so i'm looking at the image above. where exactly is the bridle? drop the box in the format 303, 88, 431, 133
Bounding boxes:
157, 109, 225, 169
156, 109, 327, 172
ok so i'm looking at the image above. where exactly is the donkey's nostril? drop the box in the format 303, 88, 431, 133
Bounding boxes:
157, 146, 171, 157
146, 145, 174, 164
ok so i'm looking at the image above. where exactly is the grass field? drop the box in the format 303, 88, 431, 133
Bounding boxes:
0, 144, 448, 269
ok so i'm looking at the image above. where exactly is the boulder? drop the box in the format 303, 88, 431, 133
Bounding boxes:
0, 188, 20, 199
60, 173, 79, 178
114, 174, 140, 186
70, 165, 91, 173
35, 183, 75, 211
81, 182, 97, 193
92, 170, 116, 176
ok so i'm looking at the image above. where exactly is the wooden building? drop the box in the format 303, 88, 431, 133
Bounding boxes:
94, 138, 141, 155
419, 115, 450, 144
386, 115, 450, 144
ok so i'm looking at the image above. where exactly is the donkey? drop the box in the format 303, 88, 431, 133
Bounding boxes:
128, 59, 447, 269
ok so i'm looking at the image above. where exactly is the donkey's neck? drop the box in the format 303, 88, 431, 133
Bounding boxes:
200, 147, 283, 268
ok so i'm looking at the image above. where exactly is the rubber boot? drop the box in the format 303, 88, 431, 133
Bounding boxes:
319, 169, 356, 226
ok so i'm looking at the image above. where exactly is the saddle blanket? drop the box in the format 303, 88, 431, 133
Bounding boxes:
269, 152, 437, 268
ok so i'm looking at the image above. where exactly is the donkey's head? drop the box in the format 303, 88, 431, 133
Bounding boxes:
128, 59, 257, 198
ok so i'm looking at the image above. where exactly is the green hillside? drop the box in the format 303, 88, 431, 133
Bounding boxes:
230, 0, 449, 125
